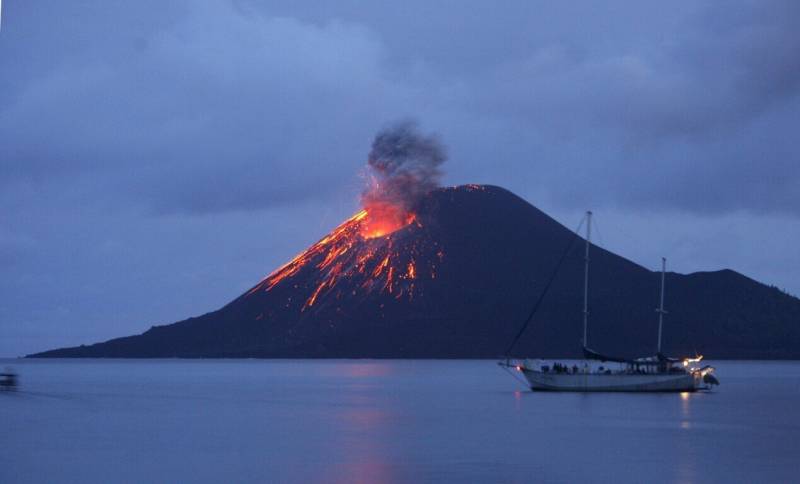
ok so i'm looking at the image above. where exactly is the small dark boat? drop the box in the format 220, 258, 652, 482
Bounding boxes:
0, 369, 18, 391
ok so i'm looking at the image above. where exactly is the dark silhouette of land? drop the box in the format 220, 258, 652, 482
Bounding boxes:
29, 185, 800, 359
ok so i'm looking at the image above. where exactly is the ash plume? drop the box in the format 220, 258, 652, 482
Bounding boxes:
361, 120, 447, 213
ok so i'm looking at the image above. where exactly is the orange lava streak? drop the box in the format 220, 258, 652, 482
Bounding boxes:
304, 281, 327, 309
372, 255, 390, 277
356, 250, 373, 273
318, 245, 349, 270
406, 261, 416, 279
385, 266, 394, 293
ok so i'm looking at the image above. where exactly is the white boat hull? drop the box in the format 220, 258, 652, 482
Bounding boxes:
522, 369, 704, 392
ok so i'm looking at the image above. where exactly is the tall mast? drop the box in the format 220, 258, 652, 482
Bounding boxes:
582, 211, 592, 349
656, 257, 667, 353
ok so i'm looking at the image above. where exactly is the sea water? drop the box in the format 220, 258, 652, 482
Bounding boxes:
1, 359, 798, 483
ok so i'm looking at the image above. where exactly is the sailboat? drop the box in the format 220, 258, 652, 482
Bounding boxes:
501, 211, 719, 392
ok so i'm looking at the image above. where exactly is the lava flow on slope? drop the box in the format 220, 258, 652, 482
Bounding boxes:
245, 205, 444, 311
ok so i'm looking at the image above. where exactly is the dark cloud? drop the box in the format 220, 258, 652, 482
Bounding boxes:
2, 0, 797, 215
440, 0, 800, 215
1, 0, 399, 214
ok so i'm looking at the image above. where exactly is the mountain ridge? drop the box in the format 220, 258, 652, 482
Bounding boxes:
29, 185, 800, 359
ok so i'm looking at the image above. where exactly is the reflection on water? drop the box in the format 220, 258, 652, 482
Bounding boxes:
339, 362, 394, 378
332, 406, 395, 484
329, 362, 398, 484
2, 359, 799, 484
680, 391, 692, 429
676, 392, 696, 484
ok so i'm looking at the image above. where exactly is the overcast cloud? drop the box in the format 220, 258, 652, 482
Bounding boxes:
1, 0, 798, 356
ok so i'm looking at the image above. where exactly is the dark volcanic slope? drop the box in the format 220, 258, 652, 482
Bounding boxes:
31, 185, 800, 358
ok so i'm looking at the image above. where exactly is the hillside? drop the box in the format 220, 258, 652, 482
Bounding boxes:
30, 185, 800, 359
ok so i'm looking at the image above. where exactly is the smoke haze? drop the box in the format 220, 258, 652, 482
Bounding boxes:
362, 120, 446, 215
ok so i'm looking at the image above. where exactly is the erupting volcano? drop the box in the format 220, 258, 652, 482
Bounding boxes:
246, 121, 447, 310
30, 124, 800, 359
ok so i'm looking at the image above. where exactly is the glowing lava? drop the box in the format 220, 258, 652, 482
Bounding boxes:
359, 202, 417, 239
246, 205, 439, 311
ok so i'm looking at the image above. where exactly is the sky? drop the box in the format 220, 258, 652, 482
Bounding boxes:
1, 0, 798, 356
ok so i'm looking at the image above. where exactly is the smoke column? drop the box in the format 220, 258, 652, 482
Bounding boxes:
360, 121, 446, 237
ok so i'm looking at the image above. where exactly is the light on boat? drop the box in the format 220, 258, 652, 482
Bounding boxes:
516, 366, 523, 371
683, 355, 703, 368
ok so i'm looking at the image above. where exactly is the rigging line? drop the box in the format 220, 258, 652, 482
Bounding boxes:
503, 215, 586, 358
497, 362, 531, 390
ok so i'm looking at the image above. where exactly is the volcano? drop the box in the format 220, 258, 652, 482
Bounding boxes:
31, 185, 800, 359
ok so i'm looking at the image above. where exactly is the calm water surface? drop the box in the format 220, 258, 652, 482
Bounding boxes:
1, 359, 798, 483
